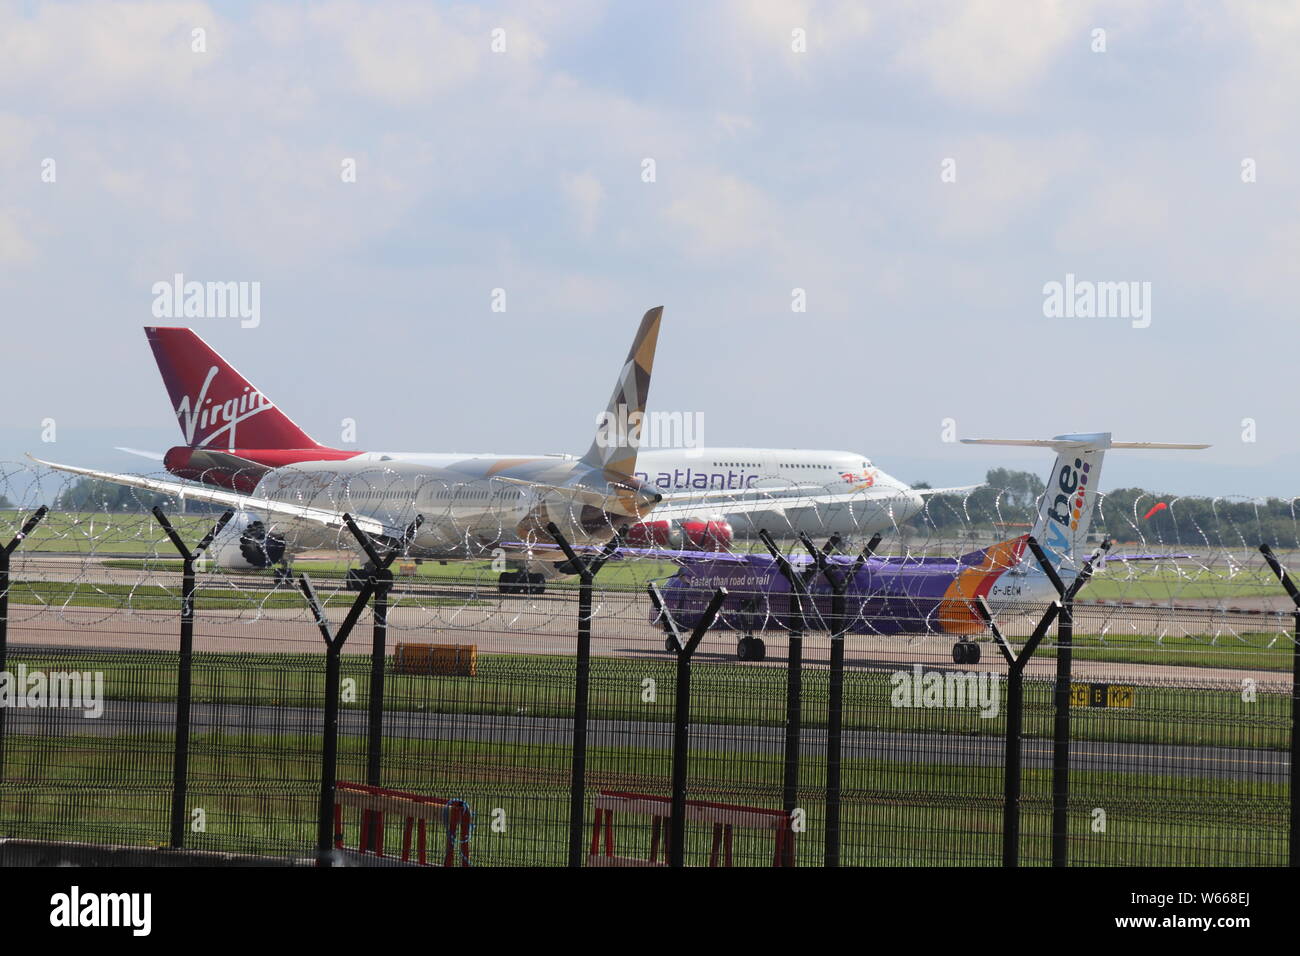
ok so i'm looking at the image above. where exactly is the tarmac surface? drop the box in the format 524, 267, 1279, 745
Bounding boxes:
6, 553, 1293, 689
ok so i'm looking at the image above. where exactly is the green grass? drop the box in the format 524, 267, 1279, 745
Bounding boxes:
1035, 631, 1295, 672
7, 580, 480, 611
5, 511, 216, 555
101, 555, 683, 591
0, 729, 1284, 866
1083, 563, 1287, 601
7, 649, 1291, 751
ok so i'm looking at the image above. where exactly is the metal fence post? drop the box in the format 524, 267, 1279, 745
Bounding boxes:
648, 583, 727, 867
802, 531, 878, 867
975, 592, 1060, 868
0, 506, 48, 782
299, 573, 376, 865
760, 529, 811, 867
151, 506, 233, 849
1259, 544, 1300, 867
367, 567, 391, 785
339, 512, 421, 851
1024, 537, 1109, 868
548, 523, 620, 868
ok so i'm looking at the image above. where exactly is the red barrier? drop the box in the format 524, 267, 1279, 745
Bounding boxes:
589, 790, 794, 867
333, 782, 472, 866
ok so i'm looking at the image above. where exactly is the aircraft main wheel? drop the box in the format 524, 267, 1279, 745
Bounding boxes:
967, 642, 981, 664
665, 636, 677, 653
526, 572, 546, 595
498, 571, 520, 595
737, 636, 766, 662
952, 643, 967, 664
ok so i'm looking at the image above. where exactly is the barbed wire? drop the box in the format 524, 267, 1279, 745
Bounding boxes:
1, 461, 1296, 663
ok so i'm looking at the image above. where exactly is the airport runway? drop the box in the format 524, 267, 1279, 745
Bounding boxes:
1, 700, 1285, 782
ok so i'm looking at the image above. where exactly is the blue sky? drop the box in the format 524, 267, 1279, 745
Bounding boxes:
1, 0, 1296, 496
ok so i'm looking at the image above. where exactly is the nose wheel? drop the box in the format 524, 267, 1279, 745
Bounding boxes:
737, 635, 766, 662
952, 641, 981, 665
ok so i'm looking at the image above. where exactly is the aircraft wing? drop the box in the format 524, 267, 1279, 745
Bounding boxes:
914, 484, 982, 497
649, 488, 906, 521
1099, 552, 1194, 563
114, 446, 166, 462
656, 483, 827, 500
28, 455, 389, 537
498, 540, 758, 565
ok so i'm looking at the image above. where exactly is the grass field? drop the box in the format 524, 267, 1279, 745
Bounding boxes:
0, 729, 1284, 866
12, 508, 1296, 588
99, 555, 683, 591
6, 648, 1290, 751
1033, 631, 1295, 672
6, 580, 480, 612
1083, 563, 1287, 601
6, 511, 216, 555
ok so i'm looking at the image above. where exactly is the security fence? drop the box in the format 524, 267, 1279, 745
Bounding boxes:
0, 463, 1296, 867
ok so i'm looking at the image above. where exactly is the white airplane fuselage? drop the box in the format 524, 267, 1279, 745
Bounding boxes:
321, 445, 925, 541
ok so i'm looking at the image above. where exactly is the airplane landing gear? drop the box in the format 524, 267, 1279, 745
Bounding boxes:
498, 571, 546, 595
344, 562, 375, 591
737, 635, 766, 662
952, 641, 981, 665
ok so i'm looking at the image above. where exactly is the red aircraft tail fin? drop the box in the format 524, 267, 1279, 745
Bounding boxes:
145, 327, 322, 450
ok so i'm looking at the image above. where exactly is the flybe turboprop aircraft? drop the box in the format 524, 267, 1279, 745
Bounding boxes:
649, 433, 1208, 661
114, 327, 967, 558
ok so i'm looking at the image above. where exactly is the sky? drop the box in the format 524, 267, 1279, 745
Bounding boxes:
0, 0, 1297, 498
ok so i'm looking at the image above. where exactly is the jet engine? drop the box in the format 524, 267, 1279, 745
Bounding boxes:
207, 511, 288, 569
626, 517, 733, 551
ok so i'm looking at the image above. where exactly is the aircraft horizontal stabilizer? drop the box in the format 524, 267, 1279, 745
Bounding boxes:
914, 484, 982, 497
961, 435, 1210, 451
115, 447, 166, 462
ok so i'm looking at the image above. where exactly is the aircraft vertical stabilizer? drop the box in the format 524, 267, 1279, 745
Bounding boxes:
146, 327, 322, 451
578, 306, 663, 479
960, 434, 1209, 570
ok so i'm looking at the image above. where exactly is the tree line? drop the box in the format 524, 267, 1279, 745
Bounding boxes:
921, 469, 1299, 548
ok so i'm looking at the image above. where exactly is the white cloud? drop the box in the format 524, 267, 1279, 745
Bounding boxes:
302, 2, 487, 105
563, 172, 605, 237
930, 133, 1093, 240
662, 171, 779, 257
0, 0, 218, 106
0, 210, 36, 265
892, 0, 1090, 108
